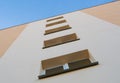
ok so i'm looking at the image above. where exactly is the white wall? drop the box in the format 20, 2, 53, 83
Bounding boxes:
0, 11, 120, 83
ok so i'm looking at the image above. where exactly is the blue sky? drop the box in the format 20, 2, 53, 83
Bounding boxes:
0, 0, 115, 30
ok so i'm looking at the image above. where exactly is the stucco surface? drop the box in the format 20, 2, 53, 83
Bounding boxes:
81, 1, 120, 26
0, 25, 27, 57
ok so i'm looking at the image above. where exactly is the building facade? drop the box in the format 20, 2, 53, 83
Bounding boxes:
0, 1, 120, 83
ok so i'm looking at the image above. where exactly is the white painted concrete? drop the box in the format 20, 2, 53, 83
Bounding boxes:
0, 11, 120, 83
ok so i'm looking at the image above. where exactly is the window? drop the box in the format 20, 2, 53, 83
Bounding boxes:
43, 33, 79, 49
46, 16, 64, 22
38, 49, 98, 79
46, 20, 66, 27
44, 25, 71, 35
41, 49, 89, 69
68, 59, 91, 70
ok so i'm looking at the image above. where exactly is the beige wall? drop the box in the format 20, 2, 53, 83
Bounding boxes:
81, 1, 120, 26
0, 1, 120, 57
0, 10, 120, 83
0, 25, 27, 57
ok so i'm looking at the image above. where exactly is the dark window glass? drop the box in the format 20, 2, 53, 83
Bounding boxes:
68, 59, 91, 70
46, 66, 64, 75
